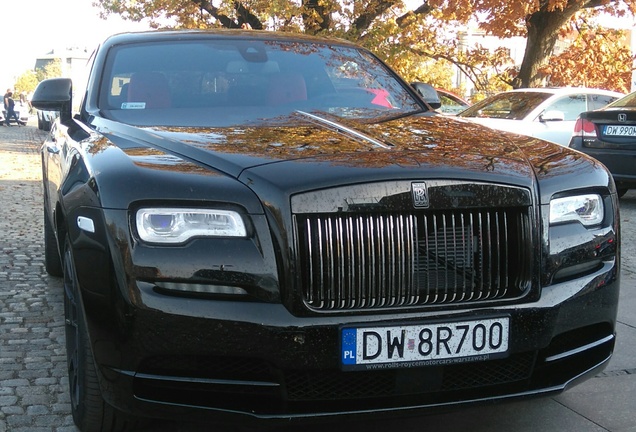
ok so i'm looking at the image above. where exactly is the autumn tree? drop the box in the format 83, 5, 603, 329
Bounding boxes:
542, 23, 633, 92
93, 0, 506, 93
14, 70, 39, 96
421, 0, 636, 88
94, 0, 636, 92
35, 58, 63, 82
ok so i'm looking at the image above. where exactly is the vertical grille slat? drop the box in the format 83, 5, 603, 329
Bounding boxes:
493, 212, 501, 298
503, 213, 509, 295
477, 211, 485, 300
459, 213, 468, 302
298, 207, 531, 311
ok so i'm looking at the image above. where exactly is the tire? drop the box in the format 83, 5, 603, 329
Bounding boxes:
44, 209, 63, 277
617, 188, 628, 198
63, 238, 137, 432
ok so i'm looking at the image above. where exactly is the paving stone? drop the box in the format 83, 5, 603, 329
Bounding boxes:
26, 405, 49, 416
1, 406, 24, 415
0, 397, 18, 407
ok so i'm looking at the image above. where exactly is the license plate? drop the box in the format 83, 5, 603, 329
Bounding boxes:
604, 125, 636, 136
341, 317, 509, 371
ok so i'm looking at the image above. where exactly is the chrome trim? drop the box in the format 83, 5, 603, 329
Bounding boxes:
295, 110, 393, 149
545, 334, 615, 362
135, 373, 280, 387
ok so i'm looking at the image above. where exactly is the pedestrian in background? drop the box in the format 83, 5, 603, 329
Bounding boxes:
19, 93, 31, 113
2, 89, 10, 126
4, 92, 25, 126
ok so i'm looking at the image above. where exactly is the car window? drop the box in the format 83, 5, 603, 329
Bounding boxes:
543, 94, 586, 121
587, 94, 619, 111
98, 40, 423, 127
607, 91, 636, 108
438, 94, 467, 114
458, 92, 551, 120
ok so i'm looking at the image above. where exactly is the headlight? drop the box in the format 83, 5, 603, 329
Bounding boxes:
136, 208, 247, 243
549, 194, 603, 226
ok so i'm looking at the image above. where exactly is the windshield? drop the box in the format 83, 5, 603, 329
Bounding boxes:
607, 91, 636, 108
458, 91, 552, 120
99, 39, 423, 127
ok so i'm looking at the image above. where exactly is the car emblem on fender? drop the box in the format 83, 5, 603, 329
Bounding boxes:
411, 182, 429, 208
618, 114, 627, 122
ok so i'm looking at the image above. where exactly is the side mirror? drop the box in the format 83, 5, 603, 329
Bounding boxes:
31, 78, 73, 124
411, 82, 442, 110
540, 110, 565, 122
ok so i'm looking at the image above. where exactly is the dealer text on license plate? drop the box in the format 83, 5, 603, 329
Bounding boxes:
604, 125, 636, 136
341, 317, 509, 370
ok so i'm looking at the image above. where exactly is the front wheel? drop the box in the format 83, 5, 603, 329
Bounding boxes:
617, 188, 628, 198
63, 237, 137, 432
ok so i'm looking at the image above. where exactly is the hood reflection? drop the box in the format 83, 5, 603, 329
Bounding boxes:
97, 112, 584, 181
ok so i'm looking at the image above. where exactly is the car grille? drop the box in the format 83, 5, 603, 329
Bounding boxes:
296, 207, 532, 311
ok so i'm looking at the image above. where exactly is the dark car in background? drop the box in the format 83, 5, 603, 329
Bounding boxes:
570, 90, 636, 197
32, 30, 620, 432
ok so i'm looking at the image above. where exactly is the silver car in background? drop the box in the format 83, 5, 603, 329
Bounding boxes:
457, 87, 623, 146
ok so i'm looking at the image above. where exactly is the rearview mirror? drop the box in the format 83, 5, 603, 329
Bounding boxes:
410, 82, 442, 109
31, 78, 73, 124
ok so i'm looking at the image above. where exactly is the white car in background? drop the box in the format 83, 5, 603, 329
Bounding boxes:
457, 87, 624, 146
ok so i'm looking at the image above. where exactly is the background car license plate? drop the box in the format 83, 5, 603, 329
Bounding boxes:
604, 125, 636, 136
341, 317, 509, 370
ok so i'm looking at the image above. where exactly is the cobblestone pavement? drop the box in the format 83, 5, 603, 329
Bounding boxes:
0, 122, 73, 432
1, 119, 634, 432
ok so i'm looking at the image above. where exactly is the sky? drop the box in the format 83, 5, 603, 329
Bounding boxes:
2, 0, 150, 89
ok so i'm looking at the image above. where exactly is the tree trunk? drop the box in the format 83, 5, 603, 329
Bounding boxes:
513, 5, 580, 88
302, 0, 332, 34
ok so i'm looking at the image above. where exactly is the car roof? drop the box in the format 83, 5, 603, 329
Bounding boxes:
436, 88, 469, 104
503, 87, 623, 97
102, 29, 359, 49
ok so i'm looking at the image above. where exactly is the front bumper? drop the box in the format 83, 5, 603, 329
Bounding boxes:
83, 261, 618, 424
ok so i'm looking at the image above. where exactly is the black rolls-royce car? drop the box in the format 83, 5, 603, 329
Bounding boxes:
32, 30, 620, 432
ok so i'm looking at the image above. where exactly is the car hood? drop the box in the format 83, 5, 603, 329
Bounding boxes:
94, 112, 609, 204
